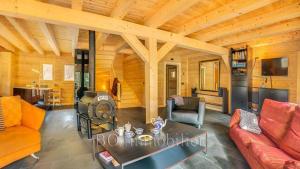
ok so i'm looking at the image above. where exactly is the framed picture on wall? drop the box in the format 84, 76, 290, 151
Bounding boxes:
64, 64, 74, 81
42, 64, 53, 80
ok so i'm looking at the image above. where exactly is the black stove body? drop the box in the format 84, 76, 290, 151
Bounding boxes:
76, 91, 116, 139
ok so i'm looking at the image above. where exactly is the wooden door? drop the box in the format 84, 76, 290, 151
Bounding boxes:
166, 65, 178, 98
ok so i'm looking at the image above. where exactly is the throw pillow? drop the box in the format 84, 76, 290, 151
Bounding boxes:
239, 109, 262, 134
0, 98, 4, 131
170, 95, 184, 106
1, 96, 22, 127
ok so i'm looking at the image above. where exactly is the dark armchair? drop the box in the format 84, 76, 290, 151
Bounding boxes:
167, 97, 205, 128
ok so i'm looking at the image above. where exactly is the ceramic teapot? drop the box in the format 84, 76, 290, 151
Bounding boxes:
151, 116, 167, 130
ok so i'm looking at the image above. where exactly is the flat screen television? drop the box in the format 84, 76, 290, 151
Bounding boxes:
261, 57, 288, 76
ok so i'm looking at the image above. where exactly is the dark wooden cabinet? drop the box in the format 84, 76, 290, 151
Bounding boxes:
258, 88, 288, 112
232, 86, 248, 112
13, 87, 39, 104
219, 87, 228, 114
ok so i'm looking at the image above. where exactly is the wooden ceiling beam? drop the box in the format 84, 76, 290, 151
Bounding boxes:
144, 0, 201, 59
211, 18, 300, 46
39, 23, 60, 56
110, 0, 135, 19
71, 0, 83, 10
71, 0, 83, 56
0, 18, 30, 52
176, 0, 278, 35
97, 0, 135, 50
0, 35, 16, 52
121, 33, 149, 62
193, 2, 300, 41
6, 17, 44, 54
0, 0, 228, 55
145, 0, 201, 28
248, 30, 300, 48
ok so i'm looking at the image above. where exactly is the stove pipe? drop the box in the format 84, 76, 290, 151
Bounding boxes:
89, 31, 96, 92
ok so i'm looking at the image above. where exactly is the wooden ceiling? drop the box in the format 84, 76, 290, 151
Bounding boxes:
0, 0, 299, 56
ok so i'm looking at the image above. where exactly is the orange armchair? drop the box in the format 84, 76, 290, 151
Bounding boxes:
0, 96, 45, 168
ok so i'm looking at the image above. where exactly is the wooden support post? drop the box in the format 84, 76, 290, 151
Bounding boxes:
121, 34, 167, 123
222, 53, 231, 114
145, 38, 158, 123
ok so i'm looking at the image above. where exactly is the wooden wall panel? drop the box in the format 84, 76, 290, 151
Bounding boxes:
187, 54, 230, 108
189, 54, 230, 90
158, 51, 189, 106
105, 40, 300, 110
14, 52, 74, 105
0, 52, 15, 96
95, 50, 116, 92
251, 40, 300, 103
122, 55, 145, 108
112, 54, 124, 82
184, 40, 300, 110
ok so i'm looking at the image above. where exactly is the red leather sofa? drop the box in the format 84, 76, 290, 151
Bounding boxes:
229, 99, 300, 169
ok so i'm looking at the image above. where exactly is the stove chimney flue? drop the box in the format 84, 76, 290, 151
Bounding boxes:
89, 30, 96, 92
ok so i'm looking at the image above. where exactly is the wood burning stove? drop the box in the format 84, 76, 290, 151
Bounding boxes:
77, 91, 116, 139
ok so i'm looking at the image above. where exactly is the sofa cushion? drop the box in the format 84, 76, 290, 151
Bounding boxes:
170, 95, 184, 106
259, 99, 295, 145
0, 126, 40, 158
172, 110, 199, 124
230, 126, 276, 148
230, 130, 265, 169
1, 96, 22, 128
21, 100, 45, 130
175, 97, 199, 111
280, 106, 300, 160
250, 143, 294, 169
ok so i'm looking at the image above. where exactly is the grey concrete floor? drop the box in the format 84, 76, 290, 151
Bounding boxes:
5, 108, 250, 169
